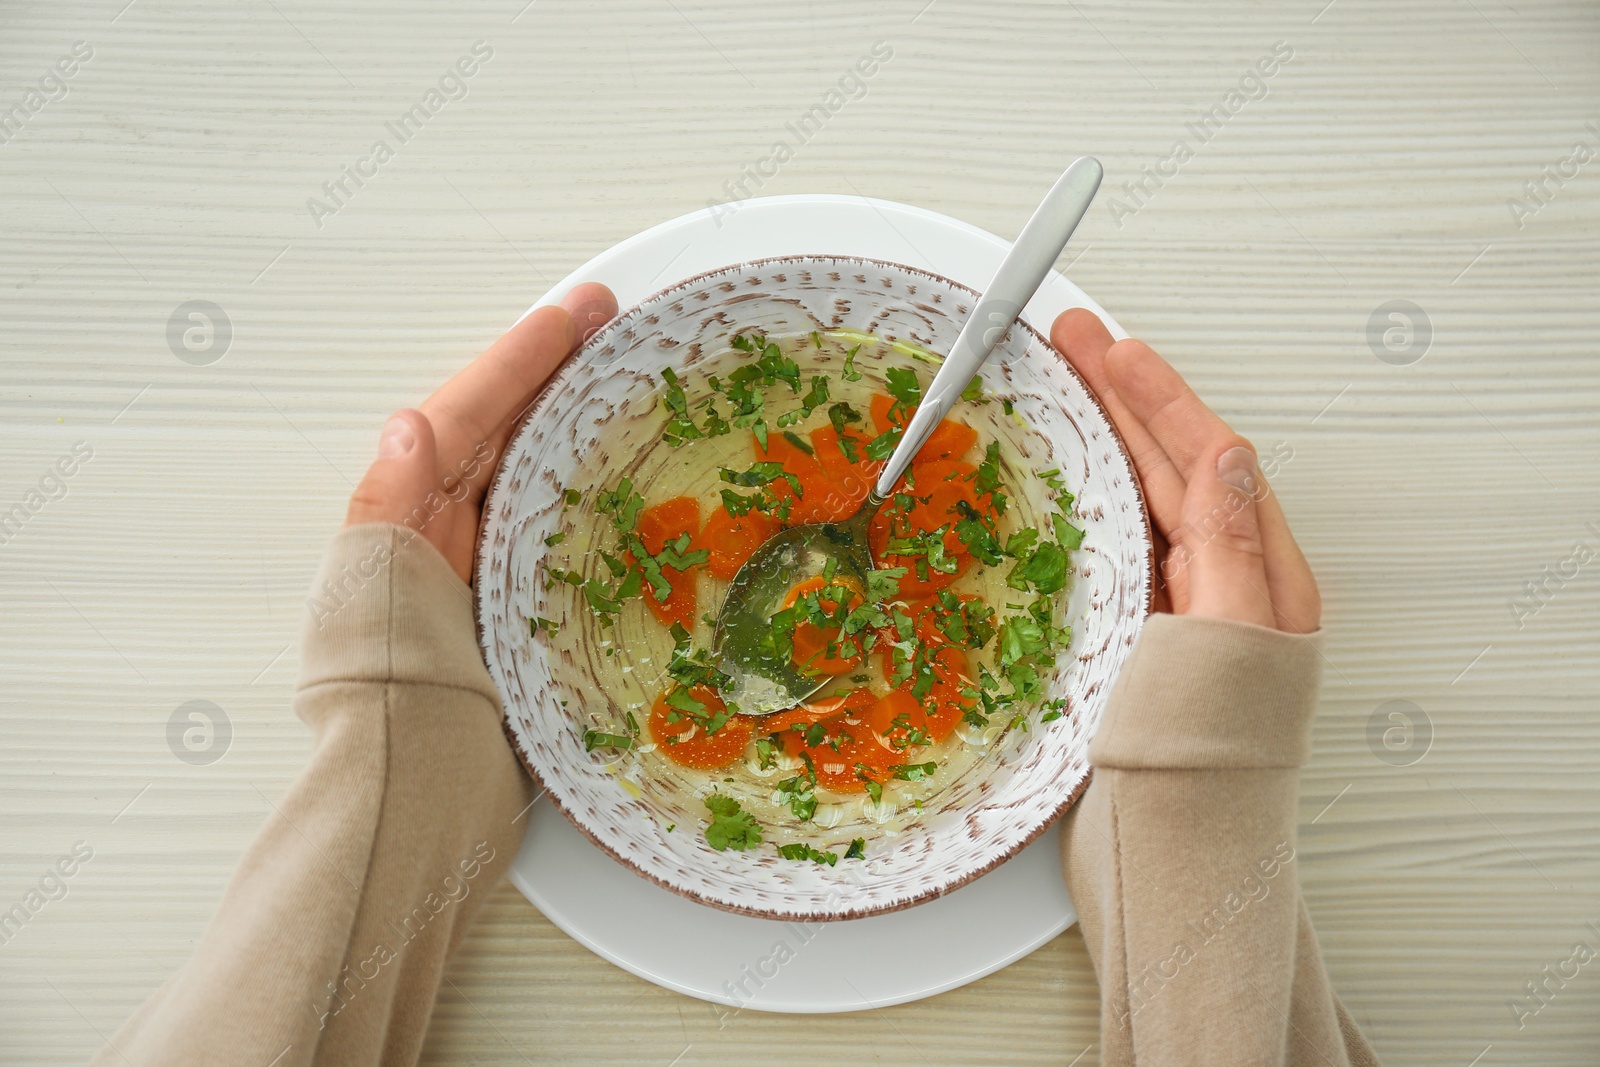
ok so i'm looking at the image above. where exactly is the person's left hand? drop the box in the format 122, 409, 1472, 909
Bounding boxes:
344, 282, 618, 583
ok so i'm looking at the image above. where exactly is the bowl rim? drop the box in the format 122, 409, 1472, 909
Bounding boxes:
474, 253, 1156, 921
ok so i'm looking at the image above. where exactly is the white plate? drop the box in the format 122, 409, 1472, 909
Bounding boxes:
506, 193, 1128, 1013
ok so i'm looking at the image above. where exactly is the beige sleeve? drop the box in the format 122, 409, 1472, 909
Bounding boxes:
1061, 614, 1380, 1067
93, 524, 536, 1067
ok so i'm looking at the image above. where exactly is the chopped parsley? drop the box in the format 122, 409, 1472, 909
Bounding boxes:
862, 777, 883, 804
841, 343, 863, 381
582, 708, 639, 753
828, 400, 862, 435
776, 842, 839, 865
781, 429, 815, 455
582, 729, 634, 752
595, 477, 644, 533
1053, 511, 1086, 550
775, 773, 818, 822
704, 793, 762, 851
1007, 539, 1069, 595
885, 365, 921, 407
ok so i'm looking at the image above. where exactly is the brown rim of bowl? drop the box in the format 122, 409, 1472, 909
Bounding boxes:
473, 253, 1157, 921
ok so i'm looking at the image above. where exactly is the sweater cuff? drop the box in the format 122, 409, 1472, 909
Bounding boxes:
296, 523, 499, 705
1089, 614, 1324, 770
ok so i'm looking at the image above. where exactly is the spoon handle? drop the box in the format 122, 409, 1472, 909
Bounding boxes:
871, 155, 1103, 502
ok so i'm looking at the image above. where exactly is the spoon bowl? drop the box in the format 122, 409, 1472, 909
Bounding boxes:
711, 509, 874, 714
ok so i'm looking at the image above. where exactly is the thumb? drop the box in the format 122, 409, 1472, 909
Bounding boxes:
1173, 443, 1275, 628
345, 409, 440, 534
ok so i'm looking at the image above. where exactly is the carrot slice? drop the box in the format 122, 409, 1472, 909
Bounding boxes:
868, 459, 988, 598
650, 685, 754, 770
869, 550, 970, 601
693, 505, 780, 582
923, 420, 978, 462
915, 644, 970, 742
631, 497, 701, 630
869, 393, 900, 434
870, 644, 970, 745
809, 424, 882, 520
864, 688, 923, 749
762, 688, 875, 734
780, 575, 865, 676
869, 393, 978, 461
780, 705, 900, 794
753, 431, 836, 525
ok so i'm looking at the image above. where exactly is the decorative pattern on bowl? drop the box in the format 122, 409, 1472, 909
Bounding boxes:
475, 255, 1153, 921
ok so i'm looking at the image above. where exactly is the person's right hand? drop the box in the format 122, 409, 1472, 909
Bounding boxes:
1050, 309, 1320, 634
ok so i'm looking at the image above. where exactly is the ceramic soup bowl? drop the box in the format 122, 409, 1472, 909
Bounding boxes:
475, 255, 1152, 921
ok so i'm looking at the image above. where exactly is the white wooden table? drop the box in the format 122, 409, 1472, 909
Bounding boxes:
3, 2, 1597, 1063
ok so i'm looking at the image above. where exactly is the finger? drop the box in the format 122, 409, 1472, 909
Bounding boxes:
1102, 339, 1233, 477
1104, 342, 1320, 632
1174, 444, 1275, 628
1050, 310, 1189, 539
471, 284, 620, 487
434, 496, 484, 585
1248, 475, 1320, 633
420, 304, 576, 480
561, 281, 619, 345
345, 410, 440, 531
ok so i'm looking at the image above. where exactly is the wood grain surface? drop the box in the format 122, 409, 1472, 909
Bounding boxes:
2, 1, 1597, 1064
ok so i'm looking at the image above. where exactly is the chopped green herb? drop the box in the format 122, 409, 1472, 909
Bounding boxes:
885, 366, 921, 407
1007, 540, 1069, 595
866, 566, 909, 602
844, 838, 866, 860
973, 440, 1003, 496
659, 366, 710, 446
777, 842, 839, 866
1037, 467, 1068, 495
827, 400, 862, 436
865, 426, 903, 461
1052, 512, 1086, 550
841, 343, 863, 381
583, 578, 623, 616
704, 793, 762, 851
954, 502, 1004, 566
595, 477, 645, 532
775, 775, 818, 821
781, 429, 815, 455
582, 729, 634, 752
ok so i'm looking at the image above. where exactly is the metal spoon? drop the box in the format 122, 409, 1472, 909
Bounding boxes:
712, 157, 1104, 715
